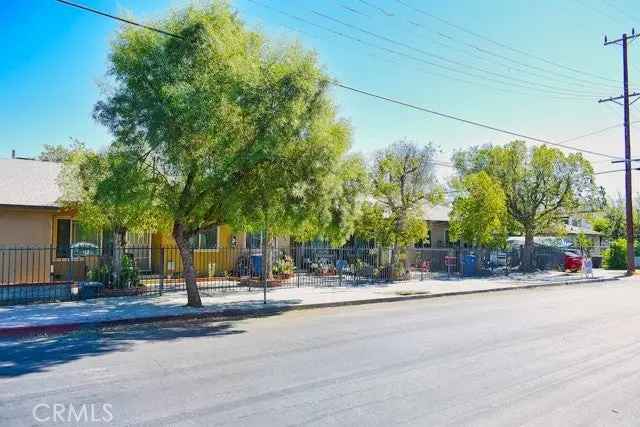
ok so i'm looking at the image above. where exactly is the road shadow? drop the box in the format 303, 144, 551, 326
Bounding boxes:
0, 303, 295, 378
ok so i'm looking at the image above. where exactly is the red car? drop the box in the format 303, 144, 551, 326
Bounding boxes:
564, 252, 584, 272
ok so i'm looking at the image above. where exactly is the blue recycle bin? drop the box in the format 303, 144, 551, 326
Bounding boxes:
251, 255, 262, 276
463, 255, 476, 277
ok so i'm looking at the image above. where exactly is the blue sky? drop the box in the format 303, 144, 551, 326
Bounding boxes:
1, 0, 640, 194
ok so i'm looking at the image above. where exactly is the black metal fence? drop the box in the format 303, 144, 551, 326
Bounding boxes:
0, 245, 471, 305
0, 243, 598, 305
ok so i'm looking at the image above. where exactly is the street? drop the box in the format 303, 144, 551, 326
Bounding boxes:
2, 280, 640, 426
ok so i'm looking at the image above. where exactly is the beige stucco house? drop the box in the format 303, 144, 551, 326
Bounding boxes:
0, 157, 281, 284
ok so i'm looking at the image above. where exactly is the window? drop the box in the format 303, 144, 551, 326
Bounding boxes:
190, 226, 218, 250
56, 219, 71, 258
55, 219, 101, 258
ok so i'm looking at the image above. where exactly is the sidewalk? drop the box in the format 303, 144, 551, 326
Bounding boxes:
0, 269, 625, 336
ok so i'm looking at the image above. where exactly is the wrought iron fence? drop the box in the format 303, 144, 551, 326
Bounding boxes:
0, 245, 458, 305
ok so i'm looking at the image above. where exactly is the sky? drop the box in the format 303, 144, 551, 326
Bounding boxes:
1, 0, 640, 196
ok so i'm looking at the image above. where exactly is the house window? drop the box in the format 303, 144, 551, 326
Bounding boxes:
56, 219, 71, 258
190, 226, 218, 250
55, 219, 101, 258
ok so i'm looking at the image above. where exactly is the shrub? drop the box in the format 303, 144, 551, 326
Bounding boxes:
88, 263, 110, 284
603, 238, 627, 270
117, 255, 140, 288
273, 255, 294, 276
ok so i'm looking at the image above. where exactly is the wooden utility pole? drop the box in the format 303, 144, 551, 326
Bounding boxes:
600, 29, 640, 275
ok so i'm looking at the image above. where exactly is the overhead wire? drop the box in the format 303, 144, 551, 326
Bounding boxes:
307, 8, 609, 98
250, 1, 605, 100
334, 0, 624, 93
269, 13, 607, 102
393, 0, 624, 85
54, 0, 624, 163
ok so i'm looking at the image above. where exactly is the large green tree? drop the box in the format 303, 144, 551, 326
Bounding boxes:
355, 141, 443, 274
94, 2, 357, 305
452, 141, 599, 271
59, 148, 165, 284
449, 171, 508, 248
220, 47, 359, 280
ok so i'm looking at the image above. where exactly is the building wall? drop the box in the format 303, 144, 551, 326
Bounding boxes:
0, 207, 56, 283
150, 227, 291, 277
429, 221, 449, 248
0, 207, 55, 247
151, 225, 241, 277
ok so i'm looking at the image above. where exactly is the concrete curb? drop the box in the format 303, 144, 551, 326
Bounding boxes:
0, 275, 623, 338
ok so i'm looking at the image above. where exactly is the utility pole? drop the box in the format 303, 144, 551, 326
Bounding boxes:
600, 29, 640, 275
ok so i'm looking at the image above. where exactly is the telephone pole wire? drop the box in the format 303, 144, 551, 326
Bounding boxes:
599, 29, 640, 275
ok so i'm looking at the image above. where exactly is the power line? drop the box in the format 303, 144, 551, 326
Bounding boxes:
358, 0, 395, 17
332, 82, 620, 159
308, 8, 608, 98
394, 0, 624, 85
271, 14, 603, 102
55, 0, 623, 161
556, 121, 635, 144
54, 0, 185, 40
574, 0, 629, 26
251, 1, 603, 100
594, 168, 627, 175
337, 0, 625, 93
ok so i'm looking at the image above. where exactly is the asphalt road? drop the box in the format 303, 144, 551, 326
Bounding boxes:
3, 280, 640, 426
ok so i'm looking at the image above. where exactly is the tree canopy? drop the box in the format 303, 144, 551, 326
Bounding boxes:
354, 141, 443, 274
94, 2, 357, 305
452, 141, 599, 270
449, 171, 508, 248
591, 196, 631, 241
39, 140, 87, 163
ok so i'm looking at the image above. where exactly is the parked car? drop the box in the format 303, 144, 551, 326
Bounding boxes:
564, 252, 583, 272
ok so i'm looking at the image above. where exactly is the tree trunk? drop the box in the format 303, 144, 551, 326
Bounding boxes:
112, 228, 127, 287
522, 229, 535, 272
401, 245, 410, 277
390, 243, 400, 281
261, 230, 274, 282
173, 222, 202, 307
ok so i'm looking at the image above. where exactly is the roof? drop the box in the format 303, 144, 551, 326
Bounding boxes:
0, 159, 63, 208
563, 224, 603, 236
508, 236, 572, 248
423, 204, 451, 222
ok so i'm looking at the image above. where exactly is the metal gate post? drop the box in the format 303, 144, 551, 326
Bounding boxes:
159, 248, 165, 296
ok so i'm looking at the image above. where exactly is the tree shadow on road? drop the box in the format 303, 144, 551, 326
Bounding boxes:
0, 307, 289, 378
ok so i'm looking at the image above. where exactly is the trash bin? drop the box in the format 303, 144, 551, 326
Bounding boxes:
78, 282, 105, 300
251, 255, 262, 276
592, 256, 602, 269
463, 255, 476, 277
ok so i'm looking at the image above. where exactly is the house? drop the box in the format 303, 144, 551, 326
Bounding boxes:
0, 157, 270, 284
421, 204, 453, 248
560, 216, 607, 252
